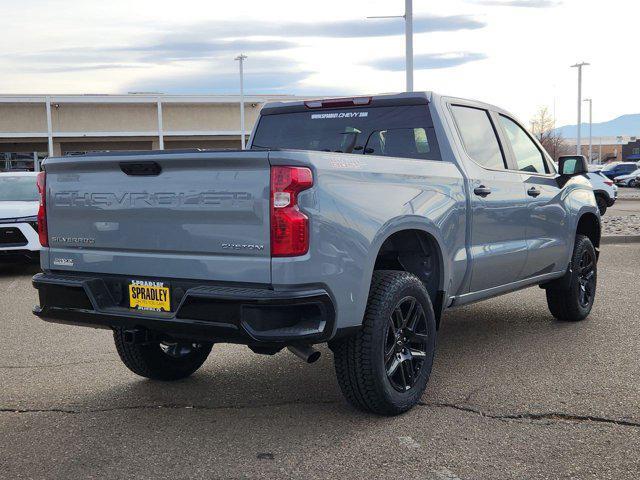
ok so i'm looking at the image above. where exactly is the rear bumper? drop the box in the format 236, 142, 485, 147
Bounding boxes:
32, 272, 335, 346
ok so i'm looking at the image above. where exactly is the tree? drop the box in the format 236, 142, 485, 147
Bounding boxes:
530, 106, 573, 161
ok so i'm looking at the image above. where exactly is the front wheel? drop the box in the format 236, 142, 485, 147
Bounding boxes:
332, 271, 437, 415
113, 328, 213, 380
546, 234, 597, 322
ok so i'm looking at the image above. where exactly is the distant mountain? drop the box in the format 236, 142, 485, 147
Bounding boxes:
554, 114, 640, 138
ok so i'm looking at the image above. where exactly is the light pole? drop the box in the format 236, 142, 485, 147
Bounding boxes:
367, 0, 414, 92
584, 98, 593, 163
235, 54, 247, 150
571, 62, 589, 156
405, 0, 413, 92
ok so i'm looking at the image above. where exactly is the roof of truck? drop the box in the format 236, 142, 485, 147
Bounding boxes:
260, 91, 508, 118
261, 92, 433, 115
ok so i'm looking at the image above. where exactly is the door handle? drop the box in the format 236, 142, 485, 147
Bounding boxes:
527, 187, 541, 197
473, 185, 492, 197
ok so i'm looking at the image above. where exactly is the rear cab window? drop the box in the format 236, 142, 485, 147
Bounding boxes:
251, 105, 441, 161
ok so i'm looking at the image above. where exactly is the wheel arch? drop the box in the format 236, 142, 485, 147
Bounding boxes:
592, 189, 610, 201
576, 211, 601, 251
366, 220, 450, 328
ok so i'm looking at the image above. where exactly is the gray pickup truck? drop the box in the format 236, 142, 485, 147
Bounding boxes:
32, 92, 600, 415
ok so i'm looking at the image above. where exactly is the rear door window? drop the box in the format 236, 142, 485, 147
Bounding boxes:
252, 105, 441, 161
450, 105, 506, 170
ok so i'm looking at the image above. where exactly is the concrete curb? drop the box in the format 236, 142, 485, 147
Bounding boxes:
616, 197, 640, 202
601, 235, 640, 245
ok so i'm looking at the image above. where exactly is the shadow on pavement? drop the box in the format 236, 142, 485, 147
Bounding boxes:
0, 261, 41, 278
67, 296, 574, 416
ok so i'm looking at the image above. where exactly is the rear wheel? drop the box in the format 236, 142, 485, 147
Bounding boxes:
629, 179, 637, 188
595, 195, 608, 216
546, 234, 597, 322
332, 271, 437, 415
113, 328, 213, 380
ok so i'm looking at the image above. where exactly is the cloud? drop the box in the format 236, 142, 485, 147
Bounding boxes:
160, 15, 485, 40
471, 0, 561, 7
21, 63, 147, 73
4, 14, 487, 95
4, 14, 486, 76
124, 62, 312, 95
7, 39, 295, 71
371, 52, 487, 71
113, 39, 296, 62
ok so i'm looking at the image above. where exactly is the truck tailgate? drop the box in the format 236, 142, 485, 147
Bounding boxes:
43, 151, 271, 283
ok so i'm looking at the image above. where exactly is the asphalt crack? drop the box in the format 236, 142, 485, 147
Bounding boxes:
419, 401, 640, 428
0, 359, 117, 369
0, 399, 340, 415
1, 401, 638, 429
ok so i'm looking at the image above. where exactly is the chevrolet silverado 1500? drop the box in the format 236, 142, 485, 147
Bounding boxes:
32, 92, 600, 415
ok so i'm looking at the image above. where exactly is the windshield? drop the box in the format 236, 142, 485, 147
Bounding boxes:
0, 176, 39, 201
252, 105, 441, 161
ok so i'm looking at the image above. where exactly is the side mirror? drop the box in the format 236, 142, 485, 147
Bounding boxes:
558, 155, 588, 176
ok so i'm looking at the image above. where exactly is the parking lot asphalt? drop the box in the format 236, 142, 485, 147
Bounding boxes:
1, 245, 639, 480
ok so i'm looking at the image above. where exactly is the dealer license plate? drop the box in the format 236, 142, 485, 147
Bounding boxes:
128, 280, 171, 312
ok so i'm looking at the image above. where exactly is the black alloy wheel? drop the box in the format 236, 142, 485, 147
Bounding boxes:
384, 297, 429, 392
577, 249, 596, 308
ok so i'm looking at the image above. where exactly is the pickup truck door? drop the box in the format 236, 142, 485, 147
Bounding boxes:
449, 105, 529, 293
494, 114, 570, 278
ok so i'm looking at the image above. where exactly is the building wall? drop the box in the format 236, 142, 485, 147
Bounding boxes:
0, 104, 47, 133
622, 140, 640, 160
0, 95, 296, 169
52, 103, 158, 133
165, 139, 239, 150
578, 143, 621, 162
163, 104, 259, 132
0, 140, 48, 153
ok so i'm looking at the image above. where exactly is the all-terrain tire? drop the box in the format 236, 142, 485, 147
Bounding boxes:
113, 328, 213, 380
546, 234, 597, 322
332, 270, 437, 416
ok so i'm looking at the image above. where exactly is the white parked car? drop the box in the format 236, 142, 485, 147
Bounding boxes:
587, 171, 617, 215
0, 172, 42, 262
556, 162, 617, 215
613, 168, 640, 188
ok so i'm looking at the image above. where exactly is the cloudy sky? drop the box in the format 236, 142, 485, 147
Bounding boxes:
1, 0, 637, 126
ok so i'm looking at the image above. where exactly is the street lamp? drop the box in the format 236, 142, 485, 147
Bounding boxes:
367, 0, 414, 92
235, 54, 247, 150
584, 98, 593, 163
571, 62, 589, 156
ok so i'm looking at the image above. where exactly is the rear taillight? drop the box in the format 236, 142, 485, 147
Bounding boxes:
36, 171, 48, 247
270, 166, 313, 257
604, 180, 614, 186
